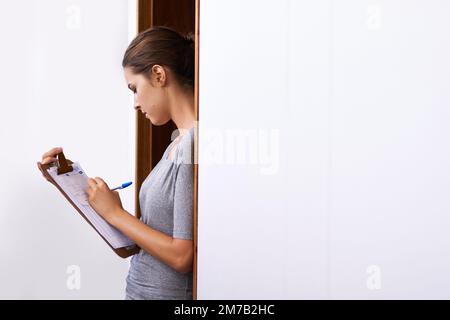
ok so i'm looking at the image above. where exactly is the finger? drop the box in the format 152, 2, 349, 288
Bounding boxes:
41, 147, 63, 160
86, 185, 95, 200
94, 177, 107, 188
86, 177, 98, 189
41, 156, 57, 165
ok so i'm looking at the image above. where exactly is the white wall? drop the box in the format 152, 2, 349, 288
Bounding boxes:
198, 0, 450, 299
0, 0, 136, 299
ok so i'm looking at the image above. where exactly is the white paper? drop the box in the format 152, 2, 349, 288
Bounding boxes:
48, 162, 135, 249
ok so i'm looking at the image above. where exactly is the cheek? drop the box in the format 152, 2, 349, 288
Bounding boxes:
140, 85, 156, 103
135, 89, 150, 109
147, 92, 166, 111
138, 84, 167, 114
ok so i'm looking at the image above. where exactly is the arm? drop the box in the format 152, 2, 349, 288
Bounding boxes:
86, 142, 195, 274
86, 176, 194, 274
109, 210, 193, 274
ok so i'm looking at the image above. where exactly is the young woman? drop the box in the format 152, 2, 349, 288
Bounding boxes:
39, 26, 195, 300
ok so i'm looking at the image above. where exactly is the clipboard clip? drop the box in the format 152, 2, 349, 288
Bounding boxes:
56, 152, 74, 175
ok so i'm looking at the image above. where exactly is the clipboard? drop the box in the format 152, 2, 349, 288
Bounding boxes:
37, 152, 140, 258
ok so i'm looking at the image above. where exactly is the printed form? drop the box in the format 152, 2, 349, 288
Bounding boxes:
48, 162, 134, 249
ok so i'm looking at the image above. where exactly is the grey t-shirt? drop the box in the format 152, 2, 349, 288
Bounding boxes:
125, 127, 194, 300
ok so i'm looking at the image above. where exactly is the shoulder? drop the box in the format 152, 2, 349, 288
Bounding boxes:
175, 127, 195, 165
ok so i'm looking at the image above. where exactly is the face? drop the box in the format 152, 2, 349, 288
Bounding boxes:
124, 66, 171, 125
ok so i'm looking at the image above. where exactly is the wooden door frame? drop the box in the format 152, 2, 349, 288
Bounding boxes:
135, 0, 199, 300
193, 0, 199, 300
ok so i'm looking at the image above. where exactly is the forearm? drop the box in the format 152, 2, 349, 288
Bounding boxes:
109, 208, 184, 272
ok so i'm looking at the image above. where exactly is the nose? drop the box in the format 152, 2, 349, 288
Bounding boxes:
133, 95, 140, 111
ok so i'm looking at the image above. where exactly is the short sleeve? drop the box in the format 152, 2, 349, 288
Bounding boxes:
172, 129, 194, 240
173, 163, 194, 240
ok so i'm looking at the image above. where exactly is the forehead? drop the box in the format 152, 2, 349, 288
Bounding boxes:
124, 67, 138, 81
124, 67, 152, 85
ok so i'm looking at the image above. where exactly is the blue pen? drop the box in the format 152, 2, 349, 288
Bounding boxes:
111, 181, 133, 191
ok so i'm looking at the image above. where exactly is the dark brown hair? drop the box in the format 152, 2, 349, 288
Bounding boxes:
122, 26, 195, 90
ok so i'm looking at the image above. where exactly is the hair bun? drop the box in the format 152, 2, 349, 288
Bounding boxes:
182, 32, 195, 88
184, 32, 195, 49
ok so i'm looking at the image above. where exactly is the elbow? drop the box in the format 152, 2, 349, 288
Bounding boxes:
171, 238, 194, 274
176, 261, 193, 274
174, 256, 193, 274
174, 252, 194, 274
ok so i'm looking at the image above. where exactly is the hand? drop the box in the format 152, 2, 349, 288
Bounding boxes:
86, 177, 124, 223
38, 147, 63, 184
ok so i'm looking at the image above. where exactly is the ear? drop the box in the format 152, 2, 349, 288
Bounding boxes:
151, 65, 167, 87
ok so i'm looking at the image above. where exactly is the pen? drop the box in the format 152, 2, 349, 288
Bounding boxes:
111, 181, 133, 191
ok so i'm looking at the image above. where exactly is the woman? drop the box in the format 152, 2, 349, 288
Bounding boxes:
39, 26, 195, 300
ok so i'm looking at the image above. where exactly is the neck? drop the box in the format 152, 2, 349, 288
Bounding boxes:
168, 85, 195, 135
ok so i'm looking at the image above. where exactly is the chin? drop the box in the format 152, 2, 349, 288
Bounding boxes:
150, 117, 171, 126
